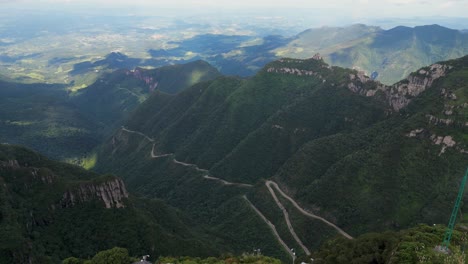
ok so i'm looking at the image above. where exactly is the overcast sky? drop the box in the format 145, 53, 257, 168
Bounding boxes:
1, 0, 468, 17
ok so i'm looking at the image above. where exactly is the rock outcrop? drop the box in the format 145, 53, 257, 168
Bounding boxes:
266, 67, 322, 78
0, 159, 20, 169
61, 178, 129, 209
126, 68, 159, 92
431, 134, 457, 155
347, 63, 452, 111
0, 159, 56, 184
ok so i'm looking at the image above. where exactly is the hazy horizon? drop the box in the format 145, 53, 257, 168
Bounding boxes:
2, 0, 468, 30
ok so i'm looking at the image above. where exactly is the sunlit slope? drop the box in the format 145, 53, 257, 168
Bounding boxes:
275, 24, 468, 84
71, 60, 221, 131
0, 81, 101, 160
96, 55, 467, 254
0, 60, 220, 161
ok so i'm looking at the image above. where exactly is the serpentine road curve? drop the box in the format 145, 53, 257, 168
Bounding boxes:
266, 182, 311, 255
243, 195, 296, 263
266, 181, 353, 240
120, 126, 352, 259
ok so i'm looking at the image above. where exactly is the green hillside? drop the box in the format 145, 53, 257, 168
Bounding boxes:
95, 55, 468, 262
275, 24, 468, 84
71, 60, 221, 133
0, 60, 220, 162
0, 80, 101, 161
310, 224, 468, 264
0, 144, 218, 263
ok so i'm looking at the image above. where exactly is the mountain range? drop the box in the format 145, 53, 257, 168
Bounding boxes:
1, 28, 468, 263
0, 61, 220, 163
0, 144, 219, 263
91, 55, 467, 262
274, 24, 468, 84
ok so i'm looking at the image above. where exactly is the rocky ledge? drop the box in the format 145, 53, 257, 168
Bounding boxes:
348, 63, 452, 111
61, 178, 129, 209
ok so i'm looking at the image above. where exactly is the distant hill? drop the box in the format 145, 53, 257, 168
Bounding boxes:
71, 60, 221, 133
0, 80, 101, 161
95, 55, 468, 260
0, 144, 218, 263
149, 34, 289, 76
274, 24, 468, 84
276, 24, 382, 58
0, 60, 220, 162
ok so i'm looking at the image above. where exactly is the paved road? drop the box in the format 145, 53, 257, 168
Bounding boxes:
121, 127, 154, 142
150, 144, 173, 158
203, 175, 253, 188
266, 182, 311, 255
122, 127, 249, 187
266, 181, 353, 240
243, 195, 296, 263
120, 126, 351, 259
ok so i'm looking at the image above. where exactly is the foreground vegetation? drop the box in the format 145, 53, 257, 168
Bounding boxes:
0, 144, 218, 263
311, 224, 468, 264
63, 248, 281, 264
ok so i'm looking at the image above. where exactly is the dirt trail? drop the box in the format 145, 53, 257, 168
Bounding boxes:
203, 175, 253, 188
266, 182, 311, 255
243, 195, 296, 263
266, 181, 353, 240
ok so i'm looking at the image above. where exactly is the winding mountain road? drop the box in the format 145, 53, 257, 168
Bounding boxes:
122, 127, 250, 187
243, 195, 296, 263
203, 175, 253, 188
120, 126, 352, 259
266, 181, 353, 240
121, 127, 154, 142
266, 182, 311, 255
151, 144, 173, 158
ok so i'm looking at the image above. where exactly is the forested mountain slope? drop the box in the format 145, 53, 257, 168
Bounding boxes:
275, 24, 468, 84
95, 55, 468, 262
0, 144, 219, 263
0, 60, 220, 162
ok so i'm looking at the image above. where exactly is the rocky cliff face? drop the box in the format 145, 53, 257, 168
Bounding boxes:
0, 159, 55, 184
348, 63, 452, 111
126, 68, 159, 92
1, 157, 129, 209
0, 159, 20, 169
61, 178, 129, 209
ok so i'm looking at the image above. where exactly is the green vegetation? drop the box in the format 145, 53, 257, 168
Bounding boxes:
0, 144, 219, 263
275, 24, 468, 84
71, 60, 221, 136
311, 224, 468, 264
0, 80, 102, 160
64, 247, 281, 264
96, 55, 468, 263
156, 254, 282, 264
63, 247, 137, 264
0, 60, 220, 162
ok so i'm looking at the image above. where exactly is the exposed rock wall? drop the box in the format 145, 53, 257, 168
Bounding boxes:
126, 68, 159, 92
61, 178, 129, 209
347, 63, 452, 111
0, 159, 20, 169
266, 67, 322, 78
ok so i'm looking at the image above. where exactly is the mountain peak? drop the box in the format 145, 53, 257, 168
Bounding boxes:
106, 51, 128, 60
263, 56, 330, 79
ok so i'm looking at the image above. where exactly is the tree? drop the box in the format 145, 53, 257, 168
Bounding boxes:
90, 247, 131, 264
